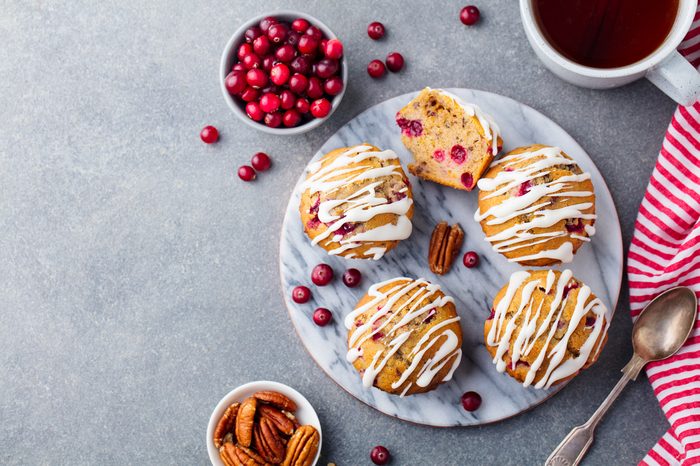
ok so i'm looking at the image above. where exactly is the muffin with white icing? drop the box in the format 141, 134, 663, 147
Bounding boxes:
475, 144, 596, 266
396, 87, 503, 191
346, 277, 463, 396
484, 269, 608, 389
299, 144, 414, 260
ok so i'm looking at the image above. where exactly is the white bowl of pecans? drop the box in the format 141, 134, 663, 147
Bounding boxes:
207, 380, 322, 465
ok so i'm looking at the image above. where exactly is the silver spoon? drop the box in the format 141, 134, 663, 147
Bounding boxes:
545, 286, 697, 466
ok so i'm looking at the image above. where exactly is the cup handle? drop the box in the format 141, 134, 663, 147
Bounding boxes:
646, 51, 700, 106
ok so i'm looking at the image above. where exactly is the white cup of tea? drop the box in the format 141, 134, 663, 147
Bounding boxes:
520, 0, 700, 105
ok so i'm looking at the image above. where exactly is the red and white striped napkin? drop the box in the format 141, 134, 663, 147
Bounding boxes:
629, 8, 700, 466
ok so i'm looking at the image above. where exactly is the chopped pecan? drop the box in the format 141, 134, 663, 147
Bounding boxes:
259, 404, 295, 436
213, 402, 240, 448
235, 397, 257, 448
253, 390, 298, 412
428, 221, 464, 275
282, 425, 320, 466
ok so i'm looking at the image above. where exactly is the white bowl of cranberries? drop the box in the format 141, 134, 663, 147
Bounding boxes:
221, 11, 348, 135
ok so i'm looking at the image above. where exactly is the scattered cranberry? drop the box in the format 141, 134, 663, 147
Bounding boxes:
200, 126, 219, 144
296, 98, 310, 113
370, 445, 391, 465
253, 35, 271, 55
251, 152, 271, 171
385, 52, 404, 72
240, 86, 259, 102
324, 76, 344, 96
311, 263, 334, 286
237, 165, 256, 181
367, 60, 386, 78
306, 77, 324, 99
259, 16, 277, 33
313, 307, 332, 326
314, 58, 339, 79
244, 26, 263, 43
342, 268, 362, 288
324, 39, 344, 59
242, 53, 262, 70
310, 98, 332, 118
460, 5, 481, 25
224, 71, 247, 95
264, 112, 282, 128
292, 285, 311, 303
270, 63, 290, 85
282, 109, 302, 127
267, 23, 288, 43
291, 18, 310, 33
463, 251, 479, 268
238, 43, 253, 61
280, 90, 296, 109
461, 391, 482, 411
367, 22, 386, 40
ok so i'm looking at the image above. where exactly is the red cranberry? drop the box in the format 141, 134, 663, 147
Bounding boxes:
246, 68, 268, 88
324, 39, 344, 59
246, 102, 264, 121
310, 98, 332, 118
563, 281, 579, 298
585, 316, 597, 328
238, 43, 253, 60
314, 58, 339, 78
367, 22, 386, 40
282, 109, 302, 127
385, 52, 404, 72
200, 126, 218, 144
225, 71, 247, 95
298, 35, 319, 55
253, 35, 270, 55
461, 391, 482, 411
286, 31, 301, 46
367, 60, 386, 78
305, 26, 323, 40
306, 77, 324, 99
313, 307, 332, 326
242, 53, 262, 70
240, 86, 259, 102
290, 56, 312, 75
292, 285, 311, 303
450, 145, 467, 164
264, 112, 282, 128
460, 5, 481, 25
237, 165, 256, 181
259, 16, 277, 32
267, 23, 288, 43
270, 63, 291, 85
259, 93, 280, 113
370, 446, 391, 465
291, 18, 310, 33
461, 172, 474, 189
261, 55, 275, 72
251, 152, 271, 171
311, 263, 334, 286
296, 97, 310, 113
280, 90, 296, 109
342, 268, 362, 288
324, 76, 344, 96
244, 26, 263, 43
463, 251, 479, 268
275, 44, 296, 63
289, 73, 309, 94
433, 149, 445, 161
565, 219, 585, 233
231, 63, 246, 73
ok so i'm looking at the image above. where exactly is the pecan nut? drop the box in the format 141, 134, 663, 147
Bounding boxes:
282, 425, 320, 466
253, 390, 298, 412
235, 445, 266, 465
259, 404, 295, 436
428, 221, 464, 275
213, 402, 240, 448
254, 417, 286, 463
219, 443, 243, 466
235, 397, 257, 448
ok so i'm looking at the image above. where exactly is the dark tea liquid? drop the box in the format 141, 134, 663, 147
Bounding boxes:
533, 0, 679, 68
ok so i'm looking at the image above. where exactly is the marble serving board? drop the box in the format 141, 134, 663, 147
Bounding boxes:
279, 89, 623, 426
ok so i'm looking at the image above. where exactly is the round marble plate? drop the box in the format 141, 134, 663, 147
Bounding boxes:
279, 89, 623, 426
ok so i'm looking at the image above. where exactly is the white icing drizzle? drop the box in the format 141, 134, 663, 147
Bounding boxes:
302, 145, 413, 260
487, 270, 608, 389
345, 277, 462, 395
474, 146, 596, 264
430, 88, 502, 156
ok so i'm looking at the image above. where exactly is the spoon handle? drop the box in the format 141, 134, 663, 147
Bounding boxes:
545, 354, 645, 466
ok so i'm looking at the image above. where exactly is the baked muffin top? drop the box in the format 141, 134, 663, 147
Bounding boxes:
299, 144, 413, 260
484, 269, 608, 389
474, 144, 596, 266
345, 277, 463, 396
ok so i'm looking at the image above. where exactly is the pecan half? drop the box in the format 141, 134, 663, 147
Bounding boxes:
236, 445, 266, 465
219, 443, 243, 466
253, 390, 298, 412
255, 417, 286, 463
428, 221, 464, 275
235, 397, 257, 448
282, 425, 320, 466
259, 404, 295, 436
213, 402, 240, 448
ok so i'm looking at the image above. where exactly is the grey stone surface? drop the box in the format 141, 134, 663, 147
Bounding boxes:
0, 0, 677, 464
